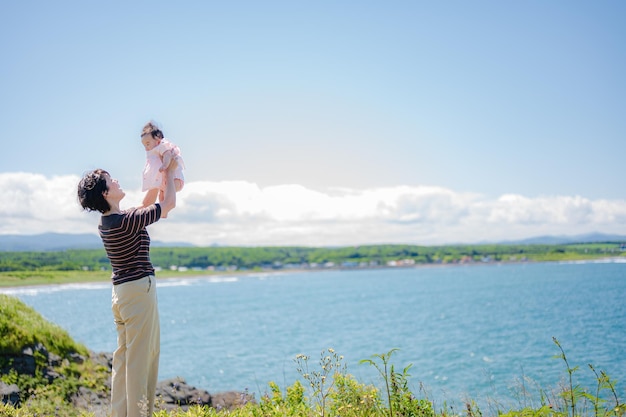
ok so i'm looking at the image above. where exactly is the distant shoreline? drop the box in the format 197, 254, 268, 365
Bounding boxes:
2, 256, 625, 290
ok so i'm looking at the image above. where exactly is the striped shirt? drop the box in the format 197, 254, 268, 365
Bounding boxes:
99, 204, 161, 285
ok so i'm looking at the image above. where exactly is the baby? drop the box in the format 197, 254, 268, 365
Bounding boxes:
140, 121, 185, 216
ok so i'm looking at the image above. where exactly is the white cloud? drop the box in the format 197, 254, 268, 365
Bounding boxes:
0, 172, 93, 235
483, 194, 595, 225
1, 172, 625, 246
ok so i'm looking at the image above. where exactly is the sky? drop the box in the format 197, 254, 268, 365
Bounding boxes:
1, 1, 625, 247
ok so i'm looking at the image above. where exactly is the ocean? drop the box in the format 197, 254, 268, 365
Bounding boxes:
3, 260, 625, 409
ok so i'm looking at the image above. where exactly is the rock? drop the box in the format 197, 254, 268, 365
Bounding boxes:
48, 352, 62, 367
0, 381, 20, 406
89, 351, 113, 370
71, 386, 110, 417
2, 353, 36, 376
154, 378, 254, 411
43, 369, 64, 383
15, 344, 64, 383
1, 345, 253, 414
211, 390, 255, 411
156, 377, 212, 411
69, 352, 86, 364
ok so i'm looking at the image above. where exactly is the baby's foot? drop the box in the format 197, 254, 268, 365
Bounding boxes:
161, 213, 168, 219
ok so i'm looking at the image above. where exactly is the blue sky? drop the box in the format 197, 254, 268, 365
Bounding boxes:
1, 1, 625, 246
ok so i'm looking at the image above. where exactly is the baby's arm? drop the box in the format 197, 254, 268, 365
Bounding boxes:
159, 149, 174, 172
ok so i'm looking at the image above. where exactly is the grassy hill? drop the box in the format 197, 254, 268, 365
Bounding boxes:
0, 294, 109, 416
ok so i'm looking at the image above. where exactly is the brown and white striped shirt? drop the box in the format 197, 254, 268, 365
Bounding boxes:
99, 204, 161, 285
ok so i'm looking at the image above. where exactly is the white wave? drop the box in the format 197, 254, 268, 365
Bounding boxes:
205, 276, 239, 283
558, 257, 626, 265
157, 278, 196, 287
158, 276, 240, 287
0, 282, 109, 296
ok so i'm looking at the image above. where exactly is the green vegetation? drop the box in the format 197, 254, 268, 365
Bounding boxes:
1, 242, 624, 287
0, 294, 87, 357
0, 270, 111, 287
1, 295, 624, 417
0, 295, 108, 417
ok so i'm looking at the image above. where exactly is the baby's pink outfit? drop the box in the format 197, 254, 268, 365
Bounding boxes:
142, 139, 185, 192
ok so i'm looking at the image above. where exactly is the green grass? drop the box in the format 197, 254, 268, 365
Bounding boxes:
0, 294, 88, 357
0, 270, 111, 287
1, 295, 107, 417
0, 269, 223, 288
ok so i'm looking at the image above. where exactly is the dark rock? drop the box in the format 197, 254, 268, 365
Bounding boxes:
33, 342, 49, 360
156, 377, 211, 411
68, 352, 86, 364
4, 343, 50, 376
89, 351, 113, 369
0, 381, 20, 406
43, 369, 63, 383
2, 345, 253, 414
71, 386, 110, 417
1, 354, 36, 376
48, 352, 62, 367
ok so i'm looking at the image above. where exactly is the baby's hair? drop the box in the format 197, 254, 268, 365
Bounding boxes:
141, 121, 164, 140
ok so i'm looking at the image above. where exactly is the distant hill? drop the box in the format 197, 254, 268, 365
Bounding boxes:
0, 233, 102, 251
1, 232, 625, 252
502, 232, 626, 245
0, 232, 193, 251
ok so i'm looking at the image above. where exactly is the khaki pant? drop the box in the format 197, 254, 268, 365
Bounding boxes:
111, 276, 160, 417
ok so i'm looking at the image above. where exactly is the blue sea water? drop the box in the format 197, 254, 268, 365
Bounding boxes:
3, 261, 625, 408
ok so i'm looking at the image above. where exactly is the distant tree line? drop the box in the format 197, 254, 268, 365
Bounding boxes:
0, 243, 624, 272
